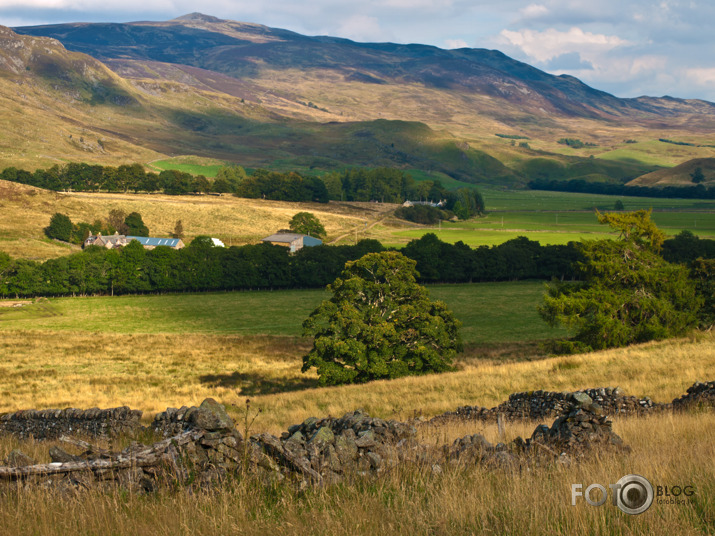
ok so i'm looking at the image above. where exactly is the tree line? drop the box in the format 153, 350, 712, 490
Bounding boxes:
529, 178, 715, 199
2, 229, 713, 298
0, 164, 483, 213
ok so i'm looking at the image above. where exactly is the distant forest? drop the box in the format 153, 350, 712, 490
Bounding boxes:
0, 231, 712, 298
0, 164, 483, 219
529, 178, 715, 199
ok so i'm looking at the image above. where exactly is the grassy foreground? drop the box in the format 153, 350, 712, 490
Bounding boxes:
0, 288, 712, 534
0, 337, 712, 535
0, 412, 712, 536
0, 328, 712, 430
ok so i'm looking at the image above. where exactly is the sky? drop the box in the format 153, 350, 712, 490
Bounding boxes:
1, 0, 714, 102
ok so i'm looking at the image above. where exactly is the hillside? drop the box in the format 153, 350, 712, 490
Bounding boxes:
15, 14, 715, 125
0, 179, 393, 261
628, 157, 715, 187
1, 15, 714, 184
0, 26, 162, 169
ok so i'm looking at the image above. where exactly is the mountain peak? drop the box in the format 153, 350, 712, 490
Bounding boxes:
171, 13, 225, 23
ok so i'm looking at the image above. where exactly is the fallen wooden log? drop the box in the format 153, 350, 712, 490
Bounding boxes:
0, 429, 205, 481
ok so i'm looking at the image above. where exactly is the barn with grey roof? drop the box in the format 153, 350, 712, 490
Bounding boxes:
261, 233, 322, 253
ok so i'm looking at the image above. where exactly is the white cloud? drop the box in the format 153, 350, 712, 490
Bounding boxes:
382, 0, 453, 8
685, 68, 715, 87
519, 4, 548, 19
445, 38, 468, 49
498, 27, 629, 63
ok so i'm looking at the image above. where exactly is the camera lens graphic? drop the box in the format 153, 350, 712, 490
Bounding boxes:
614, 474, 654, 515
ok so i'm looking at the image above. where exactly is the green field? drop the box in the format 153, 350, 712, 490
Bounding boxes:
391, 228, 613, 246
148, 157, 228, 178
385, 188, 715, 246
0, 281, 566, 346
479, 187, 715, 211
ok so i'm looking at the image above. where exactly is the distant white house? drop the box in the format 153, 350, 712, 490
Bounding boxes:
211, 238, 225, 247
261, 232, 323, 253
402, 200, 445, 208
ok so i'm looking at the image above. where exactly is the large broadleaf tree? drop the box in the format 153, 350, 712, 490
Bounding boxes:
302, 251, 462, 385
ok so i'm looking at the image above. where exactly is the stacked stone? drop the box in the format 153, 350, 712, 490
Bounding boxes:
580, 387, 665, 414
526, 394, 626, 456
672, 381, 715, 410
152, 405, 206, 436
1, 398, 635, 491
0, 406, 143, 440
431, 386, 664, 425
0, 398, 246, 493
252, 410, 418, 485
444, 434, 517, 469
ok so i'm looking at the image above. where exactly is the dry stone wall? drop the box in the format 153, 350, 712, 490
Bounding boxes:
672, 381, 715, 410
431, 386, 667, 425
0, 381, 711, 492
0, 407, 143, 440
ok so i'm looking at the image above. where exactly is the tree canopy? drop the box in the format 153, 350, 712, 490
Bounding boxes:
44, 213, 73, 242
539, 210, 700, 352
124, 212, 149, 237
301, 251, 462, 385
289, 212, 326, 239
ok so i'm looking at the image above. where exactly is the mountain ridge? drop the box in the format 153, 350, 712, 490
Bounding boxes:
15, 13, 715, 120
1, 15, 713, 185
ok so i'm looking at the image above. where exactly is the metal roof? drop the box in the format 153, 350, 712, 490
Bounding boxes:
261, 233, 322, 247
261, 233, 304, 243
127, 236, 182, 247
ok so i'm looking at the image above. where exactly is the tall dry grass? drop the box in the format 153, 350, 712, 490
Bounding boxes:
0, 330, 712, 434
0, 412, 712, 536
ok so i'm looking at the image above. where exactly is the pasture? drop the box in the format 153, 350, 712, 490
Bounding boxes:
0, 281, 563, 345
148, 156, 229, 178
0, 279, 713, 536
0, 305, 713, 535
384, 188, 715, 246
3, 177, 714, 260
0, 282, 712, 429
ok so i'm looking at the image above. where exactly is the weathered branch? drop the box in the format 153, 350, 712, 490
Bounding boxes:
0, 430, 204, 481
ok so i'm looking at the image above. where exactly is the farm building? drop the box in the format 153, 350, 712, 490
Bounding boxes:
127, 236, 185, 250
402, 200, 445, 208
83, 233, 129, 249
84, 233, 184, 250
261, 232, 322, 253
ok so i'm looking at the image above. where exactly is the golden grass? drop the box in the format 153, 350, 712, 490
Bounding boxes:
0, 412, 712, 535
0, 329, 712, 435
0, 327, 712, 535
0, 181, 392, 260
0, 331, 315, 418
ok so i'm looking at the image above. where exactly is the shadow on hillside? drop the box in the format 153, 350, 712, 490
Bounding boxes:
199, 371, 319, 395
